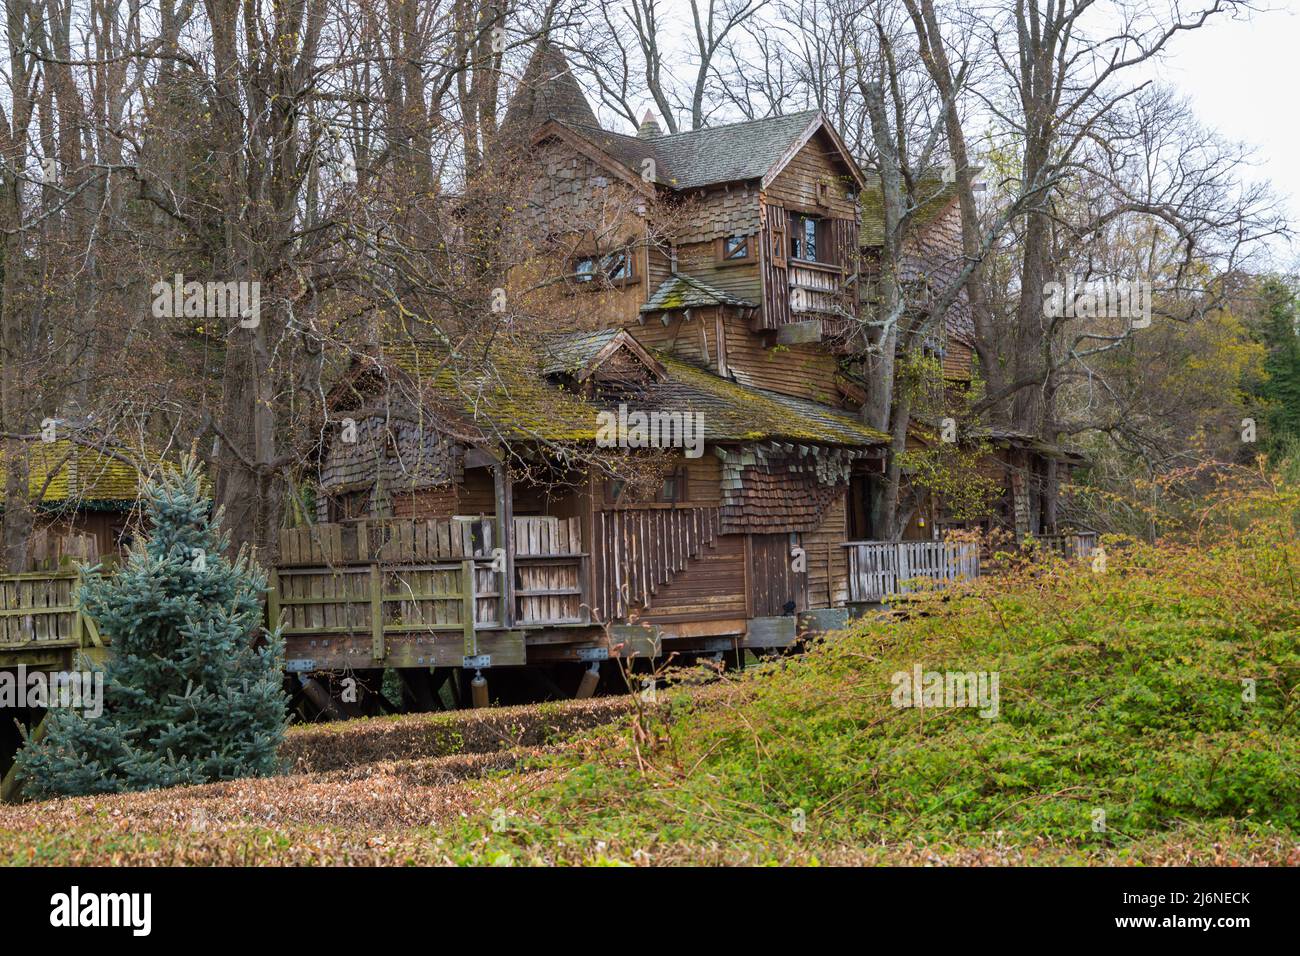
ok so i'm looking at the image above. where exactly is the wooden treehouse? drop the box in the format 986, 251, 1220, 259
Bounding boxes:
1, 43, 1091, 730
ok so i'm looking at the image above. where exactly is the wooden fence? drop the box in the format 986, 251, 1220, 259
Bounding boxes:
0, 570, 104, 667
844, 540, 980, 603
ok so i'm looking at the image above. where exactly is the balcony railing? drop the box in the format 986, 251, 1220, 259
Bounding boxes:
843, 539, 980, 602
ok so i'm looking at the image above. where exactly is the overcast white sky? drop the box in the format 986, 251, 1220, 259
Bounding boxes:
1148, 2, 1299, 269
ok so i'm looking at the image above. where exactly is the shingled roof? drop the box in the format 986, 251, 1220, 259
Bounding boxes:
559, 109, 854, 191
641, 274, 756, 312
0, 438, 171, 507
367, 332, 886, 448
499, 40, 600, 141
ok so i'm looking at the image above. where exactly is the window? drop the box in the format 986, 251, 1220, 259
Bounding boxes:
790, 214, 821, 262
605, 478, 626, 503
570, 248, 636, 287
605, 250, 631, 281
719, 234, 750, 262
657, 467, 688, 503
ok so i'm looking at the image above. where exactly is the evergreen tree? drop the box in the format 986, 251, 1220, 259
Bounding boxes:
1254, 277, 1300, 456
16, 456, 288, 797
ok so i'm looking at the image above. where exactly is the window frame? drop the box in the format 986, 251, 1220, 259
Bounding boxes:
716, 233, 753, 264
568, 246, 639, 290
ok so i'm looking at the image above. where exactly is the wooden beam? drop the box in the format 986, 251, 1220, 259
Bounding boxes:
494, 460, 515, 628
369, 564, 385, 661
461, 558, 477, 658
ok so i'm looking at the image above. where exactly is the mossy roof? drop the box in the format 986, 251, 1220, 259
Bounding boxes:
374, 333, 888, 448
642, 274, 755, 312
382, 342, 604, 442
647, 355, 889, 446
859, 173, 957, 247
0, 439, 170, 505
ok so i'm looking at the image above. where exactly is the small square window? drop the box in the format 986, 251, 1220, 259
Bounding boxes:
657, 468, 687, 503
722, 235, 749, 260
573, 256, 598, 283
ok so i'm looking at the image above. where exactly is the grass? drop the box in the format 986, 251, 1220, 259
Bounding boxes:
434, 488, 1300, 864
2, 480, 1298, 866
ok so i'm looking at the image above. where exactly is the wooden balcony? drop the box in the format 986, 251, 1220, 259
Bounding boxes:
770, 261, 861, 349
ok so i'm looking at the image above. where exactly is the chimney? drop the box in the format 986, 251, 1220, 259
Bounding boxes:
636, 109, 663, 139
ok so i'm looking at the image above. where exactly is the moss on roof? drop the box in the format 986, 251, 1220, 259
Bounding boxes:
374, 334, 886, 449
860, 173, 958, 247
0, 439, 172, 506
641, 274, 755, 312
382, 343, 604, 442
651, 354, 890, 446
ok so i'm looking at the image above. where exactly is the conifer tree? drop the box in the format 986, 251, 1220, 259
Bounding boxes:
16, 456, 288, 797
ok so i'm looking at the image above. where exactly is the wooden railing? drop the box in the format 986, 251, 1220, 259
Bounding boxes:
844, 539, 980, 602
275, 516, 588, 635
0, 570, 105, 666
593, 506, 721, 620
788, 262, 844, 316
1022, 531, 1098, 561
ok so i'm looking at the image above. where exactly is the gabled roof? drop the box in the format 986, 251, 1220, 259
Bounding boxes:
641, 274, 756, 312
538, 328, 665, 380
558, 110, 864, 192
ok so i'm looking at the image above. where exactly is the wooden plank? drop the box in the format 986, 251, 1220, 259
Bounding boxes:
461, 558, 477, 657
369, 564, 385, 660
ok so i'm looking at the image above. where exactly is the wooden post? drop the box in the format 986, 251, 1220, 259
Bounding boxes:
72, 569, 85, 650
461, 558, 477, 658
493, 459, 515, 628
581, 470, 596, 624
369, 563, 385, 661
267, 571, 282, 634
